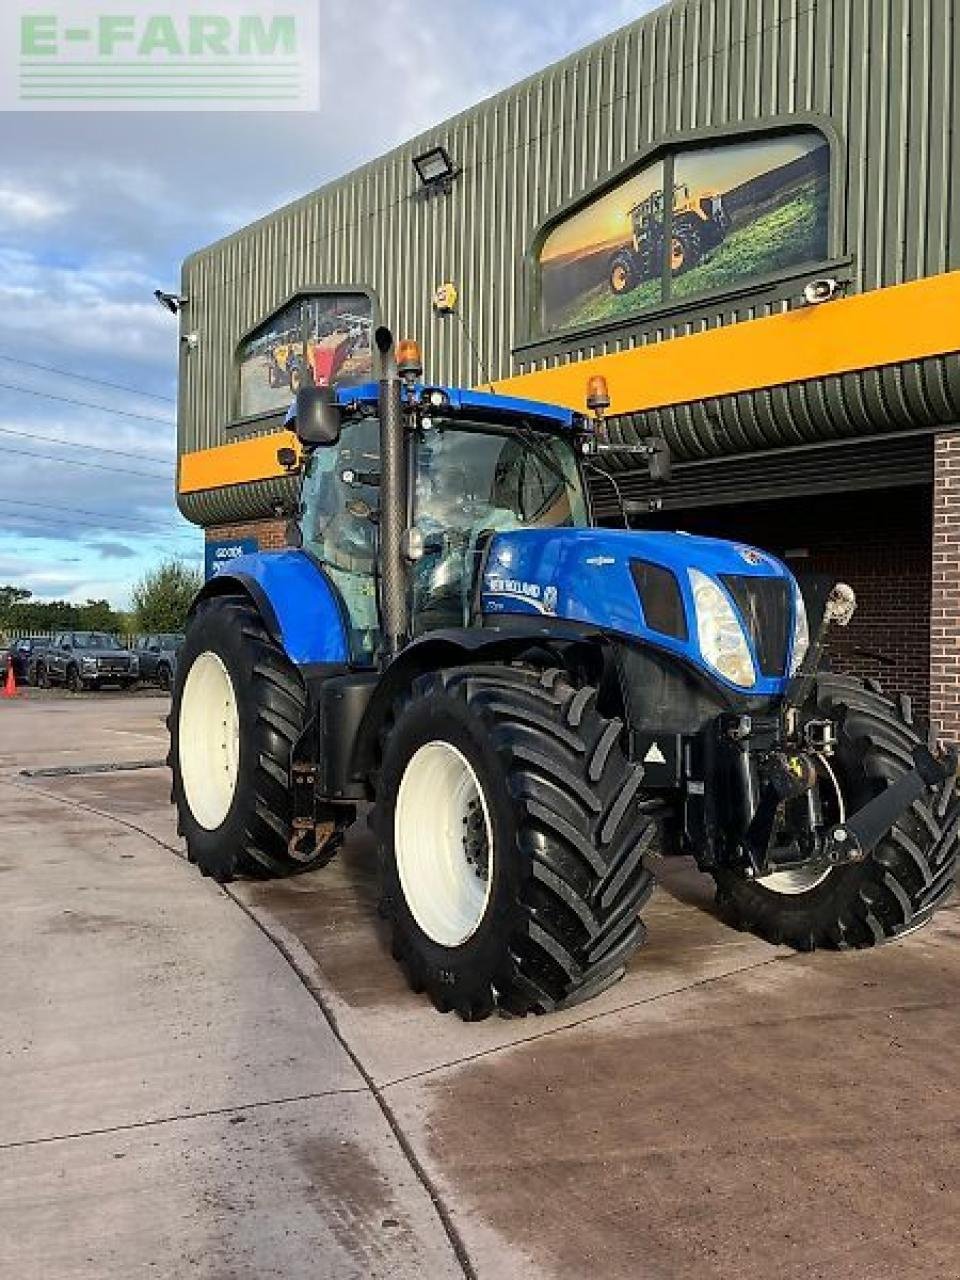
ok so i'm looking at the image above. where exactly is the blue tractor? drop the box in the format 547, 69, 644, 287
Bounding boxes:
169, 329, 959, 1019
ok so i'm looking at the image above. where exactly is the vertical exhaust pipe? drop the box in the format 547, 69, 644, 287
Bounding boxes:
375, 326, 408, 657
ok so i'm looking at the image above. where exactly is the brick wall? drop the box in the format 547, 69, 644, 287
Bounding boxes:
643, 486, 933, 718
931, 434, 960, 741
205, 518, 288, 550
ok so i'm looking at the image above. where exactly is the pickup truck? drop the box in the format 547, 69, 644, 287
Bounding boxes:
132, 633, 183, 691
37, 632, 139, 692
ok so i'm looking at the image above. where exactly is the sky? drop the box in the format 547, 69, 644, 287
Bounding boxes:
0, 0, 660, 609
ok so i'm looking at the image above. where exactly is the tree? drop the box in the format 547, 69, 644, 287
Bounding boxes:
132, 558, 203, 633
80, 599, 117, 631
0, 585, 31, 626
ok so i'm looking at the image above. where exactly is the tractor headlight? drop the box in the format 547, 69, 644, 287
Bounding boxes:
689, 569, 757, 689
789, 585, 810, 677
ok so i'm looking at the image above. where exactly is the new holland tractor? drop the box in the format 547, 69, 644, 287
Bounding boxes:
609, 183, 730, 295
169, 330, 959, 1020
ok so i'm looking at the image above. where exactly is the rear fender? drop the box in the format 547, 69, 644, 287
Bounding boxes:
190, 550, 350, 665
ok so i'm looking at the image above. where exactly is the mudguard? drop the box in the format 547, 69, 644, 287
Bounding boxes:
192, 550, 349, 665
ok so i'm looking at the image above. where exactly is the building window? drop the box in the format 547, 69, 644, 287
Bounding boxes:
537, 130, 830, 334
236, 291, 374, 421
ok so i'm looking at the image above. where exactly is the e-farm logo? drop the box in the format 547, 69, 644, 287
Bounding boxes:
2, 0, 319, 111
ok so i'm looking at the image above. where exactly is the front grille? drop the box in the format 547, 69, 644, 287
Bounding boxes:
99, 658, 130, 672
719, 575, 791, 678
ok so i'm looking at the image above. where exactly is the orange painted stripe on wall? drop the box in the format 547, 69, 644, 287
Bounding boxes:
492, 271, 960, 415
179, 428, 299, 495
177, 272, 960, 495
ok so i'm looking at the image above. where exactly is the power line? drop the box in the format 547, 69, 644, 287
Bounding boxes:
0, 353, 176, 405
0, 496, 195, 534
0, 380, 174, 426
0, 424, 171, 468
1, 444, 176, 480
6, 507, 199, 539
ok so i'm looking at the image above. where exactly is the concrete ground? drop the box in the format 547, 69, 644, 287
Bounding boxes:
3, 691, 960, 1279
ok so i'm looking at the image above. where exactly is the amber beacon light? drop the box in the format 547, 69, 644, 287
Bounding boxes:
396, 339, 424, 381
586, 374, 611, 416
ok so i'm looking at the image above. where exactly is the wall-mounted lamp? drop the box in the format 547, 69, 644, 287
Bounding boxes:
802, 278, 847, 307
155, 288, 189, 314
412, 145, 459, 197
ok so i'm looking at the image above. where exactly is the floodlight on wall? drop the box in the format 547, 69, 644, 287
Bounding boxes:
154, 288, 188, 314
412, 145, 459, 196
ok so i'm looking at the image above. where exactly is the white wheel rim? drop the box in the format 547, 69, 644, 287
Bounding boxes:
178, 651, 240, 831
394, 741, 494, 947
757, 753, 845, 896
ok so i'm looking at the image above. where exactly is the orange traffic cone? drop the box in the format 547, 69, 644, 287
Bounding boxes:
2, 662, 16, 699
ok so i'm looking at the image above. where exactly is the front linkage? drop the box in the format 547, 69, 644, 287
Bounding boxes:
683, 701, 958, 886
639, 582, 959, 943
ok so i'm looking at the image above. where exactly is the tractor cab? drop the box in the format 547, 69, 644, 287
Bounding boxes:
289, 366, 591, 662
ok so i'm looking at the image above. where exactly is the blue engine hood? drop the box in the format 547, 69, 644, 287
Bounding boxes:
480, 527, 799, 696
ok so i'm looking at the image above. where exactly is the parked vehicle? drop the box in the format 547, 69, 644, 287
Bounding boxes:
39, 632, 139, 691
9, 636, 51, 685
134, 633, 184, 690
169, 332, 960, 1021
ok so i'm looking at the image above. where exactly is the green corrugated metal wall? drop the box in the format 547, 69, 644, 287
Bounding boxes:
178, 0, 960, 525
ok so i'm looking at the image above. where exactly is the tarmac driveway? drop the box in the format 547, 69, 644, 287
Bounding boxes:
2, 692, 960, 1279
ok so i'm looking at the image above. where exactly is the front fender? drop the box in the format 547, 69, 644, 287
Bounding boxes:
350, 621, 607, 778
192, 550, 349, 665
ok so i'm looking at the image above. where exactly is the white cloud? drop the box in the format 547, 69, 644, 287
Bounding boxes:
0, 246, 178, 370
0, 182, 68, 228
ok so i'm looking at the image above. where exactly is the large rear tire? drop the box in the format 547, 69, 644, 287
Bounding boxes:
168, 594, 345, 882
375, 665, 658, 1020
714, 675, 959, 949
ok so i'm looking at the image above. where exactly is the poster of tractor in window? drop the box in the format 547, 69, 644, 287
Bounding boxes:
238, 293, 373, 419
538, 133, 830, 333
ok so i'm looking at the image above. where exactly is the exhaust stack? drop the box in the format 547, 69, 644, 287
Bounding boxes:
375, 326, 409, 657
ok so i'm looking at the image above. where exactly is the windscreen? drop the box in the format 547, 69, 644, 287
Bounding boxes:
412, 423, 587, 631
73, 633, 121, 649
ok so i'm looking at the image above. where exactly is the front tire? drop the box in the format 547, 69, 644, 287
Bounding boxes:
168, 594, 345, 881
714, 676, 960, 949
66, 665, 83, 694
375, 665, 658, 1020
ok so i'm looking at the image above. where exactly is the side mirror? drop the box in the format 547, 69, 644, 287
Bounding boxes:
645, 437, 672, 484
292, 386, 341, 446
